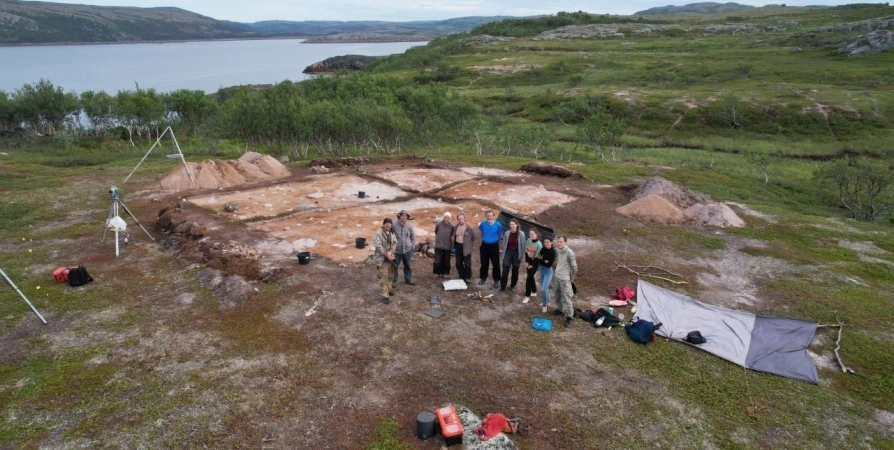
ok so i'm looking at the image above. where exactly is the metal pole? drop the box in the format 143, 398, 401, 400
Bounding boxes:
167, 127, 195, 186
0, 268, 47, 324
123, 128, 166, 184
119, 200, 155, 241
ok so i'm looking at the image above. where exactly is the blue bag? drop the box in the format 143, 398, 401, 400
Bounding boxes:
532, 317, 552, 332
625, 319, 659, 344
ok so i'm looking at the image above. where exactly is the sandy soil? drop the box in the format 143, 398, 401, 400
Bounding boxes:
188, 174, 407, 219
251, 198, 496, 262
374, 168, 474, 192
438, 180, 576, 215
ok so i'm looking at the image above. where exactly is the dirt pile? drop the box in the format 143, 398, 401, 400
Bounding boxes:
684, 203, 745, 228
159, 152, 291, 191
632, 177, 709, 209
518, 161, 585, 179
616, 194, 684, 224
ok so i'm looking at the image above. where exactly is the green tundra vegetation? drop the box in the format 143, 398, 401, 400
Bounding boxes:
1, 4, 894, 448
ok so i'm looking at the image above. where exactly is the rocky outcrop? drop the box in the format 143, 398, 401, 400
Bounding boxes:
302, 54, 385, 73
535, 24, 661, 40
461, 34, 510, 46
838, 30, 894, 56
815, 16, 894, 34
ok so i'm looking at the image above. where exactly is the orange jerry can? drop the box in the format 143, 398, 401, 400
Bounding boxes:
435, 404, 464, 446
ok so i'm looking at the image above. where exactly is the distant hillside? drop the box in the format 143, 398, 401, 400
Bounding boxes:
223, 16, 513, 36
634, 2, 756, 15
0, 0, 246, 44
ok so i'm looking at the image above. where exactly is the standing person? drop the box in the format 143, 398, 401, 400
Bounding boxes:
525, 229, 543, 298
538, 237, 556, 314
433, 212, 455, 278
478, 210, 503, 289
553, 236, 578, 327
522, 244, 540, 304
392, 209, 416, 286
453, 213, 475, 283
499, 220, 525, 292
373, 218, 398, 304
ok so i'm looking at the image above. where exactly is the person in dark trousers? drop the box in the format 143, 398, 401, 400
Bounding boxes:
478, 210, 503, 289
524, 228, 543, 300
537, 237, 556, 314
452, 212, 475, 283
392, 209, 416, 285
433, 212, 455, 278
522, 244, 539, 303
500, 220, 525, 292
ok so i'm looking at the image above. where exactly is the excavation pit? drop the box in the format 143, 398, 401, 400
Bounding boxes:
374, 168, 475, 192
438, 180, 577, 215
251, 198, 496, 263
188, 174, 407, 219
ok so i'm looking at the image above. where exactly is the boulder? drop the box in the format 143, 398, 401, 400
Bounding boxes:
838, 30, 894, 57
684, 203, 745, 228
518, 161, 585, 179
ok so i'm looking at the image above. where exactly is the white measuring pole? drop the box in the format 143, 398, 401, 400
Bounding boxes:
0, 268, 47, 324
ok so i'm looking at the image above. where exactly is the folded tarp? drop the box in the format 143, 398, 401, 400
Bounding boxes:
635, 279, 819, 384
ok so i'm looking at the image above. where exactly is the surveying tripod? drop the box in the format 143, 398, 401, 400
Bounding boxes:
101, 186, 155, 256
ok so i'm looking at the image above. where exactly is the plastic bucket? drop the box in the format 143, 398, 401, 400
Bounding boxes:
297, 252, 311, 265
358, 191, 366, 198
416, 410, 438, 440
355, 237, 367, 249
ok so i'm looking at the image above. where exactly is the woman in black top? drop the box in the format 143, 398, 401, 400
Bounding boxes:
537, 237, 557, 314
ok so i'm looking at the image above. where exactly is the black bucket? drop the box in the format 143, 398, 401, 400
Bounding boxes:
355, 237, 367, 249
416, 410, 438, 440
297, 252, 311, 265
358, 191, 366, 199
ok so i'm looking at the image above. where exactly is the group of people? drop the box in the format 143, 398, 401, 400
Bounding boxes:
372, 209, 579, 327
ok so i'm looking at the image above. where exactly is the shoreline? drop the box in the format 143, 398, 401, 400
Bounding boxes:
0, 36, 427, 48
0, 36, 307, 48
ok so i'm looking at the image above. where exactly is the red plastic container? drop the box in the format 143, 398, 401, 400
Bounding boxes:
435, 404, 464, 446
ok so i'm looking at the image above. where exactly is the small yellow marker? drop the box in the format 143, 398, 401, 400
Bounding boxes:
22, 237, 26, 241
28, 249, 32, 253
36, 286, 41, 290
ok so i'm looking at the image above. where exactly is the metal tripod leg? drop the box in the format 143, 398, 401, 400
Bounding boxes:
101, 201, 115, 243
118, 200, 155, 241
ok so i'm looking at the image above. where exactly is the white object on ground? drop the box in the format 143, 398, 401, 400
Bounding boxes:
443, 279, 468, 291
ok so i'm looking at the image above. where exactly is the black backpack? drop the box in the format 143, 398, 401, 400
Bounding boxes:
68, 265, 94, 287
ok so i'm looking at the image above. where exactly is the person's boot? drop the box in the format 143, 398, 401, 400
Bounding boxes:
406, 279, 416, 286
564, 316, 573, 328
380, 296, 391, 305
493, 280, 500, 289
388, 290, 395, 296
552, 309, 564, 316
478, 279, 486, 285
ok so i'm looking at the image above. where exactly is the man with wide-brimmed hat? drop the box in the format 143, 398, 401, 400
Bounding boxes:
373, 218, 398, 304
392, 209, 417, 286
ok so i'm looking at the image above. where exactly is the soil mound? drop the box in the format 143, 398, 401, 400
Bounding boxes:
159, 152, 291, 191
632, 176, 708, 209
684, 203, 745, 228
518, 161, 585, 179
616, 194, 684, 224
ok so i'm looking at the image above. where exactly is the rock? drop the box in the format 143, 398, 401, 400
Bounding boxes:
814, 16, 894, 34
838, 30, 894, 57
279, 155, 289, 163
302, 54, 386, 73
292, 238, 318, 252
310, 165, 329, 174
535, 23, 670, 40
461, 34, 511, 45
213, 275, 255, 308
223, 202, 238, 212
174, 222, 192, 234
189, 225, 208, 237
175, 293, 196, 305
196, 268, 223, 289
307, 192, 325, 199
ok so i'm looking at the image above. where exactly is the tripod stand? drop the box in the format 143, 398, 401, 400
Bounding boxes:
101, 187, 155, 256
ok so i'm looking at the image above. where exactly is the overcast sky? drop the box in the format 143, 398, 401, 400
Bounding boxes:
42, 1, 885, 22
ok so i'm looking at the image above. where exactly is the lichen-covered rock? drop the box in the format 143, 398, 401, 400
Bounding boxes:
838, 30, 894, 56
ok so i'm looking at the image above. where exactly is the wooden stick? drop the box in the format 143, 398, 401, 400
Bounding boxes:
614, 262, 688, 285
832, 316, 854, 374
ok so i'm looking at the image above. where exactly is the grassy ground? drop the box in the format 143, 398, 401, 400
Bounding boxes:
3, 5, 894, 449
0, 135, 893, 449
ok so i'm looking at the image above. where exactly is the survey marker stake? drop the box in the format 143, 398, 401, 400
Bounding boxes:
0, 268, 47, 324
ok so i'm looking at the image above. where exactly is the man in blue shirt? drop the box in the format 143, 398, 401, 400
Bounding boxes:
478, 210, 503, 289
